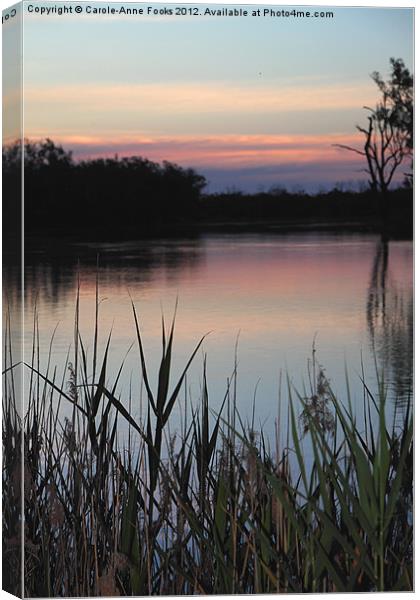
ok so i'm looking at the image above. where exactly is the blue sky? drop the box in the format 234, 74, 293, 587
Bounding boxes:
3, 1, 414, 191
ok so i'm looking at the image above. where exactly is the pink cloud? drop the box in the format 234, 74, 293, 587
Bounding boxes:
26, 132, 366, 170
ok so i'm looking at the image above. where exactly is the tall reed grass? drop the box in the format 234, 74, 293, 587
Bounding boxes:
2, 291, 413, 596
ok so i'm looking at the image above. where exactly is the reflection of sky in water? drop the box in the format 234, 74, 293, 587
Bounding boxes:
4, 232, 412, 437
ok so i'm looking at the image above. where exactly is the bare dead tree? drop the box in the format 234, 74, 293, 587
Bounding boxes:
335, 58, 413, 195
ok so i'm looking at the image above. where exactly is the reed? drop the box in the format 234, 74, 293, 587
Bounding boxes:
2, 293, 413, 596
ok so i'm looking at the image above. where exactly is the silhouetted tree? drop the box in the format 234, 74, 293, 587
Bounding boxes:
24, 137, 73, 168
336, 58, 413, 196
3, 139, 207, 235
3, 138, 413, 239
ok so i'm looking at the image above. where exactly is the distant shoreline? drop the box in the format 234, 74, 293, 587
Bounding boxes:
17, 217, 412, 244
1, 220, 411, 269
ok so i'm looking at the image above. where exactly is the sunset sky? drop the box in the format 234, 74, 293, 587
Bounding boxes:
5, 3, 414, 192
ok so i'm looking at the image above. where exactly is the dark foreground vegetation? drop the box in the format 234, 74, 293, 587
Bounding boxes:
3, 296, 413, 596
199, 186, 412, 236
2, 139, 413, 241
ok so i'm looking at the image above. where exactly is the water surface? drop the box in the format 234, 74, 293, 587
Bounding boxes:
5, 232, 413, 433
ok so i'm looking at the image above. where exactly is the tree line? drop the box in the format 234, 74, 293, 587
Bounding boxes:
3, 140, 207, 237
2, 137, 412, 239
2, 59, 412, 239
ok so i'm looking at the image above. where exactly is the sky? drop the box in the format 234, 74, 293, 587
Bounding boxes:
3, 1, 414, 192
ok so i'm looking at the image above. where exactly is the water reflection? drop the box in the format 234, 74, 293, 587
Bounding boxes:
3, 232, 413, 426
366, 240, 413, 408
13, 236, 205, 308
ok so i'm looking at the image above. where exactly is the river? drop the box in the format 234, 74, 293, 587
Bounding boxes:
4, 231, 413, 437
